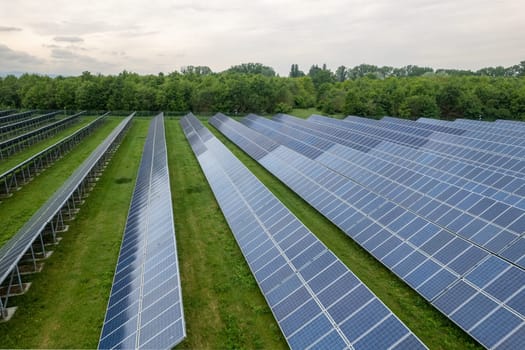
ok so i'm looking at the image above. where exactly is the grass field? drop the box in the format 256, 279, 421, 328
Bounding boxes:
290, 108, 344, 119
0, 114, 482, 349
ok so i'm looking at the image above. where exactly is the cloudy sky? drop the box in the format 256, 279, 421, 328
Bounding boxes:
1, 0, 524, 76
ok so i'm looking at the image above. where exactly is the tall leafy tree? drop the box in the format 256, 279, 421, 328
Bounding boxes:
289, 64, 305, 78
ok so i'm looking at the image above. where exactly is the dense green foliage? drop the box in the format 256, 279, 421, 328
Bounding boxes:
1, 62, 524, 119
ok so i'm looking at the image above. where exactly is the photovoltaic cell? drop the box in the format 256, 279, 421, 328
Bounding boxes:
98, 113, 185, 349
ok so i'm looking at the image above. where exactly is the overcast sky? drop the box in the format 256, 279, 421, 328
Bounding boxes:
1, 0, 524, 76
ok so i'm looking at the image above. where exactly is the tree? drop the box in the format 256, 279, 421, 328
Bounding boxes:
308, 64, 335, 89
436, 79, 482, 119
335, 66, 347, 82
347, 64, 379, 79
181, 65, 213, 76
1, 61, 525, 120
393, 65, 434, 77
399, 95, 439, 119
0, 75, 21, 107
226, 63, 276, 77
55, 77, 78, 109
289, 64, 305, 78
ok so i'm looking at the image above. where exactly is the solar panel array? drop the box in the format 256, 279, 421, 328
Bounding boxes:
0, 111, 85, 159
0, 110, 16, 117
0, 110, 34, 125
0, 113, 133, 319
182, 113, 426, 350
1, 112, 108, 197
0, 111, 59, 141
306, 115, 525, 267
99, 113, 185, 349
210, 113, 525, 349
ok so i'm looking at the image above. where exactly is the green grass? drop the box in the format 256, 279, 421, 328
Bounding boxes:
289, 107, 324, 118
0, 116, 99, 174
289, 107, 344, 119
166, 120, 286, 349
0, 118, 122, 247
0, 119, 149, 348
207, 121, 482, 350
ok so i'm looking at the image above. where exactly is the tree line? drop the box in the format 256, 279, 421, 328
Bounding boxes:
1, 61, 524, 120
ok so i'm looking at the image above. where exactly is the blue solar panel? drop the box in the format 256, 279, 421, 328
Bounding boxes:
99, 114, 185, 349
0, 113, 133, 320
210, 113, 525, 349
182, 113, 426, 350
271, 115, 524, 260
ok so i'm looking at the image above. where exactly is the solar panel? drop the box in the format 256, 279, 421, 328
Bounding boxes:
1, 113, 108, 197
210, 113, 525, 349
0, 113, 134, 320
297, 115, 525, 263
0, 111, 86, 159
0, 111, 60, 141
99, 113, 185, 349
0, 110, 34, 125
182, 113, 426, 350
266, 115, 525, 263
310, 115, 525, 177
0, 109, 16, 117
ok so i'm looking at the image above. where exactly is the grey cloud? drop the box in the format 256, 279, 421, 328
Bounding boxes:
34, 20, 157, 39
110, 51, 127, 56
171, 3, 208, 12
49, 48, 119, 75
54, 36, 84, 43
45, 43, 88, 52
118, 30, 159, 38
51, 49, 77, 60
33, 20, 118, 36
66, 45, 88, 51
3, 0, 524, 76
0, 26, 22, 32
50, 48, 110, 66
0, 44, 44, 65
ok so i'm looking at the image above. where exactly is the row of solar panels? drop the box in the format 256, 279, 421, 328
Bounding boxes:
0, 109, 17, 117
0, 113, 186, 349
0, 111, 86, 159
0, 111, 59, 141
99, 114, 185, 349
210, 113, 525, 349
306, 115, 525, 264
181, 113, 426, 349
0, 110, 34, 124
3, 112, 522, 349
268, 115, 525, 267
0, 114, 134, 290
0, 113, 108, 196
